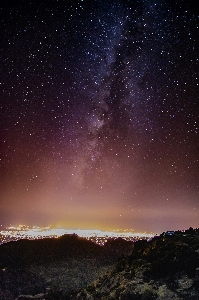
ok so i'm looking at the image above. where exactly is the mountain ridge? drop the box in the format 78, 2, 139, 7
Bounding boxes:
0, 229, 199, 299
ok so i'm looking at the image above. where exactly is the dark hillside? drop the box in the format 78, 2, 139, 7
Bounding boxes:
0, 235, 134, 299
0, 234, 103, 268
74, 229, 199, 300
2, 230, 199, 300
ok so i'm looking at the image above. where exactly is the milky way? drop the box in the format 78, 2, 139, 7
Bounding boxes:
1, 0, 199, 232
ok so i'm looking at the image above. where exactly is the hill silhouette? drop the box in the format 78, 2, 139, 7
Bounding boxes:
0, 234, 102, 268
0, 234, 133, 299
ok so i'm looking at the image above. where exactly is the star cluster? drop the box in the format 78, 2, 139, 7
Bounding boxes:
1, 0, 199, 232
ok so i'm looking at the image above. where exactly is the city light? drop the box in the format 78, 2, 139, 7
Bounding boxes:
0, 225, 155, 245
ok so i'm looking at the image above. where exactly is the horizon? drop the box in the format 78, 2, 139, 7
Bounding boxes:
2, 223, 197, 236
0, 224, 155, 246
1, 224, 198, 247
1, 223, 156, 235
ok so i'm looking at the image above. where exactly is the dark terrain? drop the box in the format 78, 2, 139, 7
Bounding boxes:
0, 229, 199, 300
0, 234, 133, 299
75, 228, 199, 300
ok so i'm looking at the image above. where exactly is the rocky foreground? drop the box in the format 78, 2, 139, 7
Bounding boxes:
1, 228, 199, 299
75, 228, 199, 300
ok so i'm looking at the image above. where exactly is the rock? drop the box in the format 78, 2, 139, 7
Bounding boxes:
157, 284, 177, 300
45, 287, 53, 294
177, 276, 194, 291
16, 293, 45, 300
15, 289, 52, 300
15, 296, 34, 300
33, 293, 45, 299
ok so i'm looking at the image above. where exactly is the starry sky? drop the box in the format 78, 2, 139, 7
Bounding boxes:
1, 0, 199, 233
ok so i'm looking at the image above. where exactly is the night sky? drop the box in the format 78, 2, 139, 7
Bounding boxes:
1, 0, 199, 233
